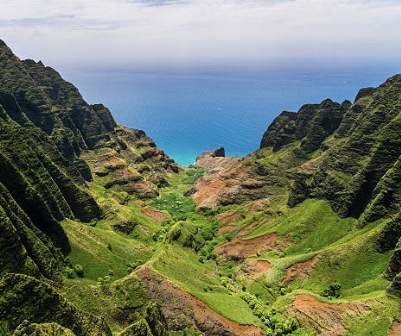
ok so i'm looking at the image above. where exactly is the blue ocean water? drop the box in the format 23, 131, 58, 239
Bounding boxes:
60, 63, 401, 166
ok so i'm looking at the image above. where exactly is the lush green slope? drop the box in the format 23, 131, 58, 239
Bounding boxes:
1, 37, 401, 336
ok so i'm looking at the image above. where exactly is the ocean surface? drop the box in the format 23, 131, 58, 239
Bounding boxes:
60, 63, 401, 166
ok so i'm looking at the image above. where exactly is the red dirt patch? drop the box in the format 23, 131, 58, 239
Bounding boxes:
234, 221, 259, 239
237, 260, 271, 284
218, 225, 236, 234
135, 267, 264, 336
389, 320, 401, 336
247, 199, 270, 214
141, 208, 167, 223
215, 233, 282, 262
286, 294, 368, 336
205, 270, 214, 277
134, 199, 146, 207
282, 253, 322, 286
189, 165, 255, 210
123, 167, 133, 178
217, 212, 240, 224
112, 194, 123, 204
108, 158, 125, 165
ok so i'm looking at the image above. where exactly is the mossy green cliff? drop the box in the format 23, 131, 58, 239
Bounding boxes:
1, 37, 401, 336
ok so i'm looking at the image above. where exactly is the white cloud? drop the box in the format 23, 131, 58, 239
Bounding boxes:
1, 0, 401, 67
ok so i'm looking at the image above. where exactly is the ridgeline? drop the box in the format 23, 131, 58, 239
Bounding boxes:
1, 39, 401, 335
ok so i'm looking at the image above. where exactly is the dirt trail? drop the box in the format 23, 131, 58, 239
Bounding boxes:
282, 253, 322, 286
215, 233, 280, 262
135, 267, 264, 336
389, 320, 401, 336
286, 294, 368, 336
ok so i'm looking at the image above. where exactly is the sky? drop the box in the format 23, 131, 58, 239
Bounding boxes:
1, 0, 401, 69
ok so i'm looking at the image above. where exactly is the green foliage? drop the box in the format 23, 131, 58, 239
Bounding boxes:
166, 222, 205, 250
75, 265, 84, 277
0, 273, 111, 336
150, 193, 196, 221
65, 267, 75, 279
322, 282, 342, 298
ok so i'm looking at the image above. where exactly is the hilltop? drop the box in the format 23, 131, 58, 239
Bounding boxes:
1, 39, 401, 335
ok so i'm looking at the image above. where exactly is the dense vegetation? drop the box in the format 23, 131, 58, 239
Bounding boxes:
1, 38, 401, 335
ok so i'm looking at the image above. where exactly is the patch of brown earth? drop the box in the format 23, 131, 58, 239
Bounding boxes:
134, 199, 146, 207
217, 225, 237, 234
218, 213, 240, 224
112, 194, 124, 204
286, 294, 368, 336
247, 199, 270, 214
235, 221, 259, 239
185, 163, 266, 211
282, 253, 322, 286
141, 208, 167, 223
389, 320, 401, 336
215, 233, 282, 262
108, 158, 125, 166
135, 267, 264, 336
123, 167, 133, 178
205, 270, 214, 277
192, 156, 240, 169
237, 260, 271, 284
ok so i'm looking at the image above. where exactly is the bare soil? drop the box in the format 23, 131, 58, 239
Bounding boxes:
389, 320, 401, 336
282, 253, 322, 286
218, 213, 240, 224
215, 233, 280, 262
286, 294, 368, 336
247, 199, 270, 214
134, 199, 146, 206
141, 208, 167, 223
135, 267, 265, 336
234, 221, 259, 239
237, 260, 271, 284
217, 225, 237, 234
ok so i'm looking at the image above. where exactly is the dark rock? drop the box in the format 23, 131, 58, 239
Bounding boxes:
195, 147, 225, 161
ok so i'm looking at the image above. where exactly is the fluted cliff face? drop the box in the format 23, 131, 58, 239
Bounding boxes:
2, 36, 401, 336
0, 40, 176, 336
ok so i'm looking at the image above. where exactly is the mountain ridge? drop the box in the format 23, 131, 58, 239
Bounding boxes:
1, 38, 401, 336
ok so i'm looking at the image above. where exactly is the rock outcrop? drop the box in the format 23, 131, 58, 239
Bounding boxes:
191, 147, 239, 169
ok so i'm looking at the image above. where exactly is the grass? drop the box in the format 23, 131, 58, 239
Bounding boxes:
58, 161, 400, 336
264, 252, 317, 286
151, 245, 264, 327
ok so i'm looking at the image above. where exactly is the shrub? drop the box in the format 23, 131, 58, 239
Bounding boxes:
323, 282, 342, 298
65, 267, 74, 279
75, 264, 84, 277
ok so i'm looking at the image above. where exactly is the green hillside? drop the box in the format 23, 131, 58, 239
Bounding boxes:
1, 38, 401, 335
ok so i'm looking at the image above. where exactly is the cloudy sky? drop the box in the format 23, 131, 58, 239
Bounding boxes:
1, 0, 401, 68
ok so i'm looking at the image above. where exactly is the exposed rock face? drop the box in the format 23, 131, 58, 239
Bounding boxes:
185, 163, 266, 211
191, 147, 239, 169
287, 75, 401, 220
0, 39, 179, 281
196, 147, 225, 160
260, 99, 350, 153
